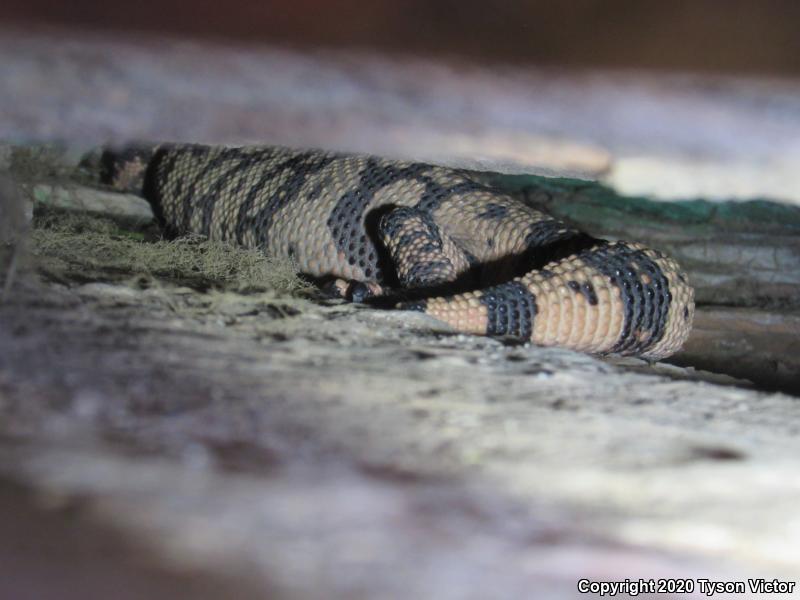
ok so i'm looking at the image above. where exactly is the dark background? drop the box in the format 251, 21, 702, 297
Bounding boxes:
3, 0, 799, 75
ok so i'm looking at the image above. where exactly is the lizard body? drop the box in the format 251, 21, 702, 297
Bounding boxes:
103, 143, 694, 360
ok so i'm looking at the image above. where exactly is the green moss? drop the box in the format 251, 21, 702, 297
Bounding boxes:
30, 209, 313, 296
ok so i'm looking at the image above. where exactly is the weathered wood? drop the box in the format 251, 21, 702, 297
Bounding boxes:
674, 307, 800, 396
3, 267, 799, 597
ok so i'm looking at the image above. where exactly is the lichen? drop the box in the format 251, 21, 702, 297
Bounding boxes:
30, 209, 314, 296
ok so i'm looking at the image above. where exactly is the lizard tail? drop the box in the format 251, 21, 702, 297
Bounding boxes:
401, 240, 694, 360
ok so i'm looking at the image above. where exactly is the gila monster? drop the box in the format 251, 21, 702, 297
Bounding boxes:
102, 143, 694, 360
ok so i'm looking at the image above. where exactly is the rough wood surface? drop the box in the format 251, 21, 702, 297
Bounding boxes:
2, 275, 797, 599
675, 307, 800, 396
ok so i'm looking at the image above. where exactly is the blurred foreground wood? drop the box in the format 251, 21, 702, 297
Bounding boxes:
3, 0, 800, 76
1, 27, 799, 203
